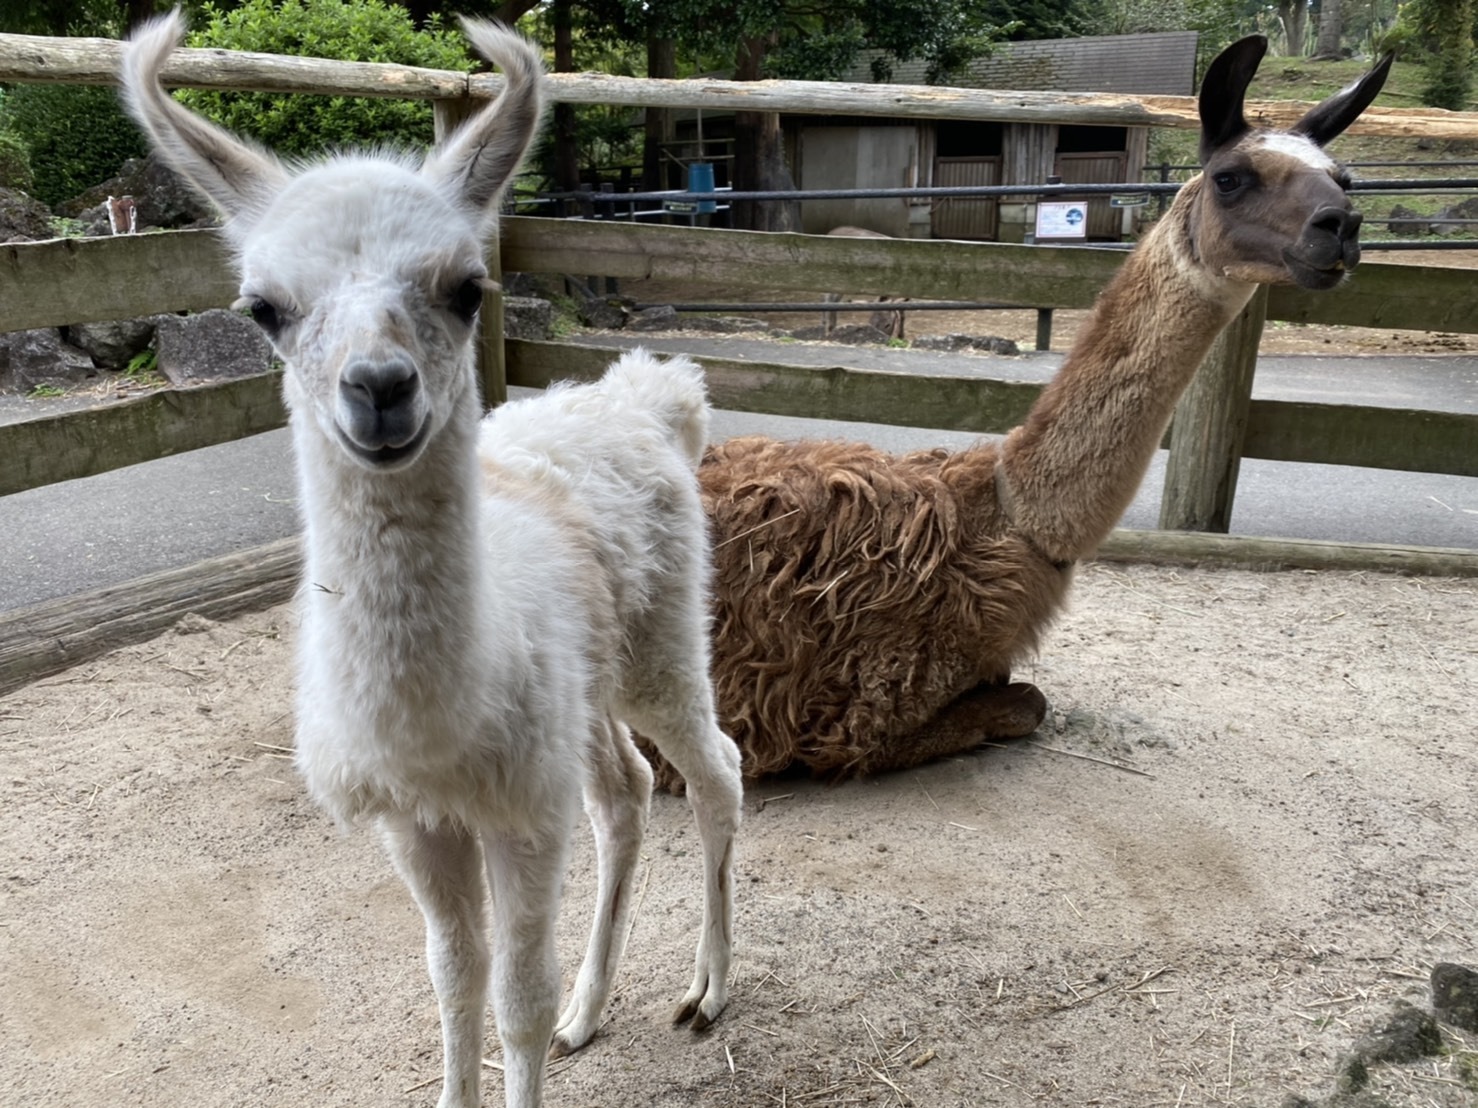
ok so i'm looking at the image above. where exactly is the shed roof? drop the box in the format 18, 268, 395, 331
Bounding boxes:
855, 31, 1199, 97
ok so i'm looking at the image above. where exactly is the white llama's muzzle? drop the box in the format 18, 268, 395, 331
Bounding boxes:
335, 355, 430, 468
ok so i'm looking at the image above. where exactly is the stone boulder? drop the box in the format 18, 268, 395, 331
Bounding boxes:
503, 296, 553, 341
154, 309, 273, 385
66, 318, 156, 371
0, 328, 96, 392
59, 154, 217, 235
0, 187, 55, 244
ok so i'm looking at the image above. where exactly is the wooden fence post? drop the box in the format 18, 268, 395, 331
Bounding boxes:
434, 96, 507, 409
1158, 284, 1269, 532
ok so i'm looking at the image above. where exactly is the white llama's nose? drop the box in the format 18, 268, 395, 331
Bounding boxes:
338, 357, 423, 454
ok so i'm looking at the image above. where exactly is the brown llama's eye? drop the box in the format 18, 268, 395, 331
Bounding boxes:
450, 278, 484, 324
1213, 171, 1244, 195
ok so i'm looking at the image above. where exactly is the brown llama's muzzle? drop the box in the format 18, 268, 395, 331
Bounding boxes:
1284, 206, 1363, 289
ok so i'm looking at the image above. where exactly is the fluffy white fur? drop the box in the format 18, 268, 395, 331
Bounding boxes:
121, 14, 741, 1108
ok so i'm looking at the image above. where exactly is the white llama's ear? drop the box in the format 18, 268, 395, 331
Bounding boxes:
1197, 34, 1267, 164
119, 9, 287, 233
1292, 52, 1394, 147
422, 20, 545, 227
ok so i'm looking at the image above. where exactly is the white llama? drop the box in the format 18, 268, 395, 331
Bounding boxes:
121, 14, 743, 1108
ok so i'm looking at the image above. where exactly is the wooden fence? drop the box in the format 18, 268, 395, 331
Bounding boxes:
2, 31, 1477, 692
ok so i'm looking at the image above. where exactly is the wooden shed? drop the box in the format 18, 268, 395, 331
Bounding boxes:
791, 32, 1200, 242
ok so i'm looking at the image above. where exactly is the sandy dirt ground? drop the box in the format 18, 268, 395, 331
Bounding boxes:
4, 562, 1475, 1107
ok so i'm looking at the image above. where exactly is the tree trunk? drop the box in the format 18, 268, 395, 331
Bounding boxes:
1276, 0, 1309, 55
730, 34, 800, 232
551, 0, 580, 194
643, 35, 677, 192
1312, 0, 1344, 59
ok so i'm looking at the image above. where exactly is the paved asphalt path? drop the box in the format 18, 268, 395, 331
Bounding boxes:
2, 339, 1475, 613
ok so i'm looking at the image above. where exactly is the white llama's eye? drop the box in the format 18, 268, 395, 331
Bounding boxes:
449, 278, 484, 324
244, 297, 282, 336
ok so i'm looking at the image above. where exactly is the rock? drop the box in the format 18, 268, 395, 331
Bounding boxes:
912, 333, 1020, 354
1385, 204, 1427, 236
625, 305, 680, 331
576, 296, 630, 330
153, 309, 273, 385
66, 318, 156, 370
1431, 962, 1478, 1032
0, 187, 55, 243
58, 153, 217, 233
0, 328, 96, 392
502, 296, 553, 341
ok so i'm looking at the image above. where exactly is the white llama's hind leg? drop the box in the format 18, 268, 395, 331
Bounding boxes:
382, 820, 490, 1108
551, 717, 653, 1057
621, 658, 742, 1029
484, 830, 567, 1106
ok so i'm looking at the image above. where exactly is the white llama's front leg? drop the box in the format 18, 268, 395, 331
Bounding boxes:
484, 830, 567, 1107
552, 717, 653, 1057
383, 819, 491, 1108
625, 693, 742, 1029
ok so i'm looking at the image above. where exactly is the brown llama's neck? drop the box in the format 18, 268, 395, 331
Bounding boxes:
997, 179, 1257, 564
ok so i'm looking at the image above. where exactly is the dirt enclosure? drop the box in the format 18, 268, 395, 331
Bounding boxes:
3, 562, 1476, 1107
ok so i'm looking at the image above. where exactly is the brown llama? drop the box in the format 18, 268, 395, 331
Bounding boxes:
643, 35, 1391, 790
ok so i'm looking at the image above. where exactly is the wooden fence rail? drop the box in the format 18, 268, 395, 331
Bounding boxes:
9, 31, 1478, 137
1, 29, 1476, 694
4, 219, 1475, 503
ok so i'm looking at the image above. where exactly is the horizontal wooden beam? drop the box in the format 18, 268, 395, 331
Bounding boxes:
0, 31, 465, 98
1267, 262, 1478, 334
0, 536, 301, 698
2, 31, 1475, 136
1095, 530, 1478, 576
4, 524, 1471, 697
1, 230, 236, 331
499, 218, 1478, 336
508, 338, 1476, 478
501, 218, 1123, 308
1245, 400, 1478, 476
0, 371, 287, 497
508, 338, 1043, 432
7, 223, 1478, 343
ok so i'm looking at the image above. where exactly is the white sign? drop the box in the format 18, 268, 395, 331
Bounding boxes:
1036, 200, 1088, 239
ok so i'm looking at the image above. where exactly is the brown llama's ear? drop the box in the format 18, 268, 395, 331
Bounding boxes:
119, 9, 287, 235
422, 20, 545, 230
1198, 34, 1268, 164
1292, 52, 1394, 147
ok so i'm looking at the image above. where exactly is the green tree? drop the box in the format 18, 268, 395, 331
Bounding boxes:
1420, 0, 1476, 106
176, 0, 472, 159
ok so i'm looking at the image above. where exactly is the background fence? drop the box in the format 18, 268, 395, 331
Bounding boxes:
2, 30, 1477, 690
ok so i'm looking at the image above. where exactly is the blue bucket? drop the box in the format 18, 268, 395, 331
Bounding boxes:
687, 162, 717, 213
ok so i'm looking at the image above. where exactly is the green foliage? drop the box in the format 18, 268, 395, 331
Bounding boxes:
0, 129, 35, 194
0, 0, 124, 36
124, 348, 158, 379
0, 83, 148, 205
177, 0, 473, 159
28, 383, 67, 398
1405, 0, 1476, 108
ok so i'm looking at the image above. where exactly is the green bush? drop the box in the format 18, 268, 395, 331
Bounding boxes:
0, 83, 147, 206
0, 129, 34, 194
178, 0, 473, 159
